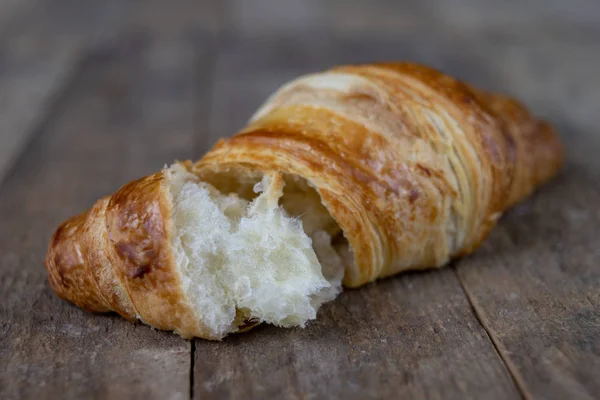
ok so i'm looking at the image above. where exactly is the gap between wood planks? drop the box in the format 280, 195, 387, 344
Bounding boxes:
453, 265, 530, 400
190, 340, 196, 399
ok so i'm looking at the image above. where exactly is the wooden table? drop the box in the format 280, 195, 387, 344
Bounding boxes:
1, 1, 599, 399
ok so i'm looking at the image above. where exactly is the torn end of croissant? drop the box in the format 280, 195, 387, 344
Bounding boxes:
165, 163, 347, 339
45, 161, 351, 340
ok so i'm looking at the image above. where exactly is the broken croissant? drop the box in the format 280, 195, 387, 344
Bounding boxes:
45, 63, 563, 340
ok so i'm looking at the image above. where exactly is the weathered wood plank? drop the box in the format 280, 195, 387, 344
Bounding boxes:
456, 166, 600, 400
0, 0, 134, 186
449, 33, 600, 399
1, 1, 599, 399
226, 0, 326, 35
0, 0, 35, 30
0, 17, 81, 185
194, 35, 522, 400
194, 269, 521, 399
324, 0, 600, 38
0, 27, 210, 399
133, 0, 222, 36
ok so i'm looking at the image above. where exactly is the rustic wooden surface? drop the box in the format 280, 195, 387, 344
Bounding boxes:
1, 1, 599, 399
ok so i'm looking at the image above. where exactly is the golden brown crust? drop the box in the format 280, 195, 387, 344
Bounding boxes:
195, 62, 564, 286
46, 209, 112, 313
45, 171, 216, 339
45, 62, 564, 337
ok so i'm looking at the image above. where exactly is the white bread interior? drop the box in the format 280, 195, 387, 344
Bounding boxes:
165, 164, 344, 339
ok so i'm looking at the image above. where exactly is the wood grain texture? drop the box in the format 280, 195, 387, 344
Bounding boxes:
226, 0, 327, 35
456, 165, 600, 400
1, 0, 600, 399
0, 0, 134, 186
0, 0, 35, 30
323, 0, 600, 37
0, 27, 209, 400
0, 2, 81, 185
453, 32, 600, 399
194, 269, 522, 399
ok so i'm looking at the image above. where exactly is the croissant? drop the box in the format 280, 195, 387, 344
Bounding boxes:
45, 63, 563, 340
